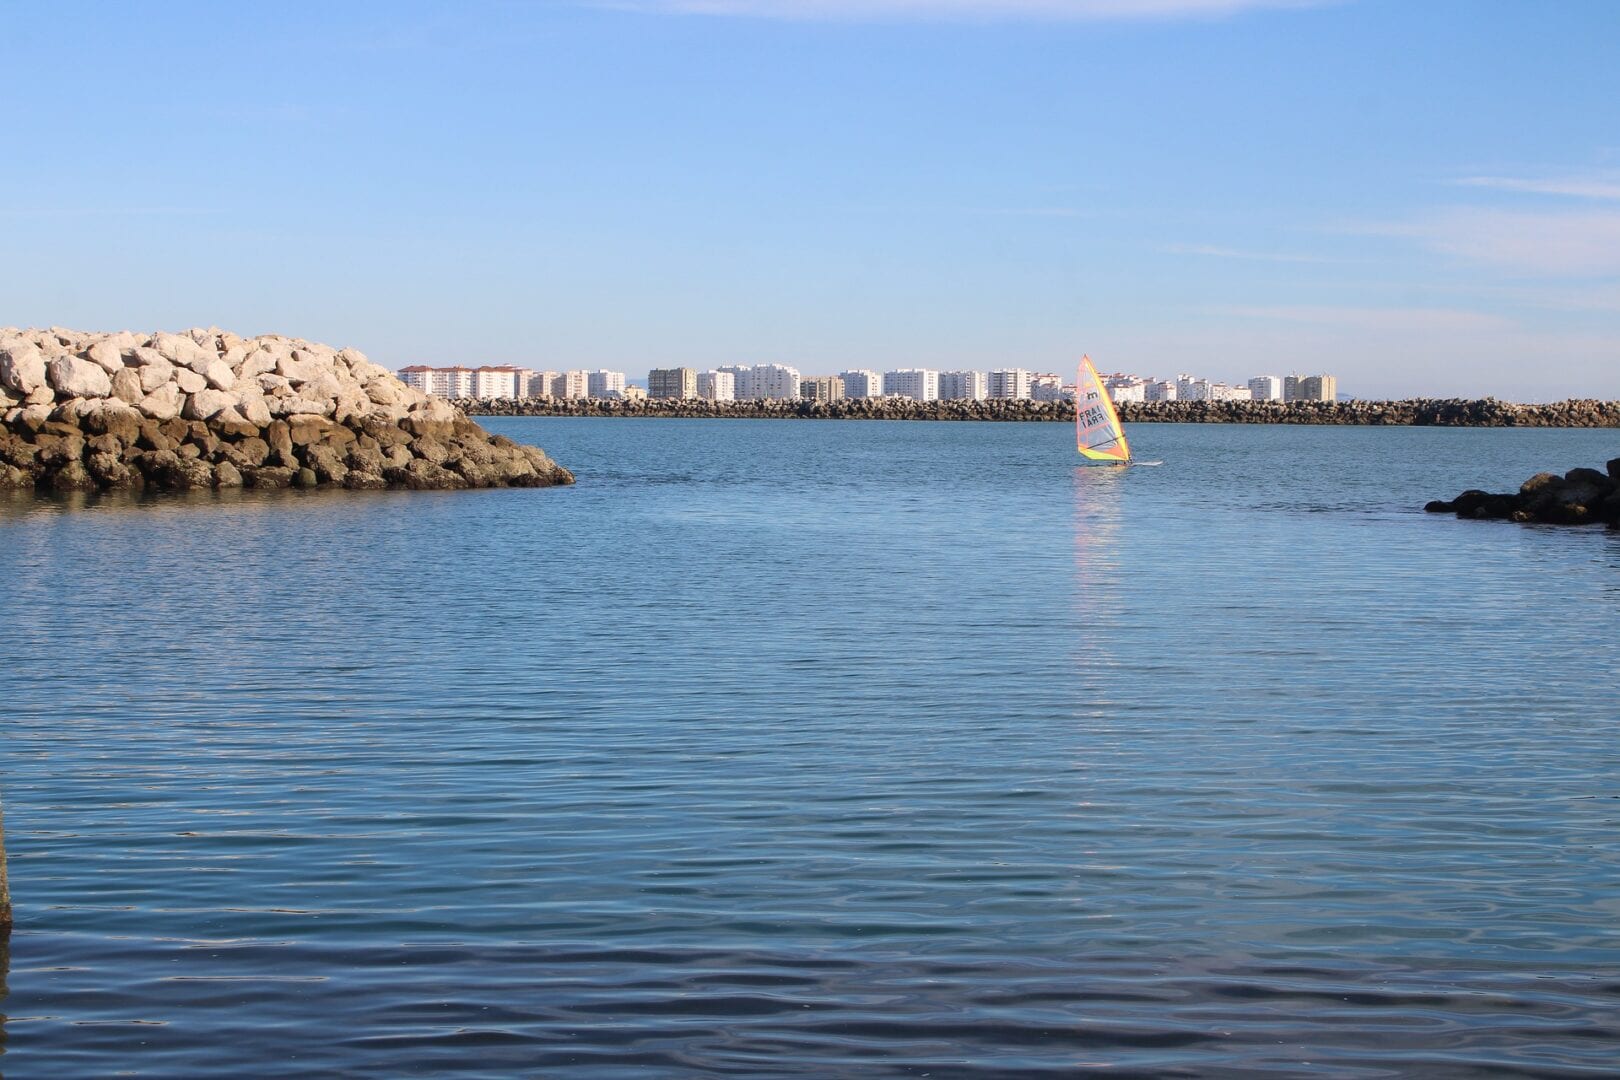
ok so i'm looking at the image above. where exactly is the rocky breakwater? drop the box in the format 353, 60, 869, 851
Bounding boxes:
0, 328, 572, 493
462, 396, 1620, 427
1425, 459, 1620, 527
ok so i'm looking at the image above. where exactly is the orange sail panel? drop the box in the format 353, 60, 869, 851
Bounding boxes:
1075, 356, 1131, 463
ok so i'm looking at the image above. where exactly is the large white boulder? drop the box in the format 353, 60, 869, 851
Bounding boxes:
137, 382, 184, 421
47, 354, 113, 398
0, 343, 48, 395
183, 388, 235, 421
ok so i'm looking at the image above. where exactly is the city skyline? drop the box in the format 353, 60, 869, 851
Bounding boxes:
4, 2, 1618, 400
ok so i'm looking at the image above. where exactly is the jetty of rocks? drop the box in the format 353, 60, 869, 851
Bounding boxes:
1426, 459, 1620, 527
461, 396, 1620, 427
1, 328, 572, 493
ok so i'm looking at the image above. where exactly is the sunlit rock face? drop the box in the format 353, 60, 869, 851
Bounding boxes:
0, 327, 573, 493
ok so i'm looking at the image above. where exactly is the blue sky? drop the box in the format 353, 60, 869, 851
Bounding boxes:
4, 0, 1618, 398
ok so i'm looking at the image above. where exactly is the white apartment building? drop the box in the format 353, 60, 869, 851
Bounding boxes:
529, 370, 560, 398
883, 368, 939, 401
937, 370, 987, 401
714, 364, 799, 399
1249, 375, 1283, 402
1176, 374, 1211, 402
472, 366, 521, 400
551, 370, 591, 400
1145, 379, 1177, 402
1030, 373, 1067, 402
840, 369, 885, 399
399, 366, 433, 394
1107, 378, 1146, 404
698, 370, 736, 402
588, 370, 628, 399
988, 369, 1033, 400
437, 367, 475, 398
1209, 382, 1253, 402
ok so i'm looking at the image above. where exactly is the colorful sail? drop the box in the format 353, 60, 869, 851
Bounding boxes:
1075, 355, 1131, 464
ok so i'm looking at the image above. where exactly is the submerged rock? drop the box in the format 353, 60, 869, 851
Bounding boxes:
0, 327, 573, 495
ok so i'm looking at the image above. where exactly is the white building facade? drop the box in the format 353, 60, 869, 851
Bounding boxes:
937, 370, 987, 401
1248, 375, 1283, 402
988, 369, 1032, 400
588, 370, 627, 398
698, 370, 736, 402
840, 369, 885, 399
883, 368, 939, 401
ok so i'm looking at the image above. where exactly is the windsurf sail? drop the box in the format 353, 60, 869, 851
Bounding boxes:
1075, 355, 1130, 464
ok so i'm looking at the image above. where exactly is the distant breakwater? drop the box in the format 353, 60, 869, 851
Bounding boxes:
460, 397, 1620, 427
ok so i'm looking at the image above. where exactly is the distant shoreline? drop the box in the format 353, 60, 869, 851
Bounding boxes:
460, 397, 1620, 428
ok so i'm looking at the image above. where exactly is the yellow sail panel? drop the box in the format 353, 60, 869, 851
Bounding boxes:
1075, 356, 1130, 463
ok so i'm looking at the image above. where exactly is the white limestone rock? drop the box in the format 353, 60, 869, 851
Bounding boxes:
1, 342, 49, 395
137, 383, 184, 421
183, 388, 235, 421
84, 340, 125, 374
47, 354, 113, 398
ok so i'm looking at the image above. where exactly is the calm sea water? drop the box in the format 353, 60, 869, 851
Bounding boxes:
2, 419, 1618, 1078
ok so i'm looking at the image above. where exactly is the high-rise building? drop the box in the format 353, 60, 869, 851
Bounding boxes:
751, 363, 801, 400
398, 366, 433, 394
588, 370, 627, 399
1249, 375, 1283, 402
1030, 373, 1068, 402
1145, 379, 1177, 402
883, 368, 939, 401
988, 369, 1032, 400
1107, 378, 1146, 404
840, 369, 884, 399
1175, 374, 1211, 402
529, 370, 561, 398
1283, 374, 1303, 402
472, 366, 523, 400
698, 370, 736, 402
800, 375, 844, 402
1298, 374, 1337, 402
938, 371, 987, 401
648, 367, 698, 400
551, 370, 590, 400
1209, 382, 1253, 402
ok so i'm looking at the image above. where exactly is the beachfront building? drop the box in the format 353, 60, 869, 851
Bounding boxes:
552, 370, 591, 400
649, 367, 698, 399
398, 366, 433, 394
1299, 374, 1337, 402
472, 366, 528, 400
1249, 375, 1283, 402
1175, 374, 1211, 402
938, 371, 987, 401
621, 385, 648, 403
1030, 373, 1068, 402
801, 375, 844, 402
1209, 382, 1253, 402
1284, 374, 1302, 402
588, 370, 628, 399
528, 370, 560, 398
715, 363, 801, 400
698, 370, 736, 402
989, 369, 1032, 400
1107, 377, 1146, 404
883, 368, 939, 402
841, 369, 884, 399
1145, 379, 1177, 402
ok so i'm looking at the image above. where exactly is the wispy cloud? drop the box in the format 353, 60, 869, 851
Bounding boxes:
1163, 243, 1332, 264
1454, 174, 1620, 201
1364, 207, 1620, 277
599, 0, 1326, 21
